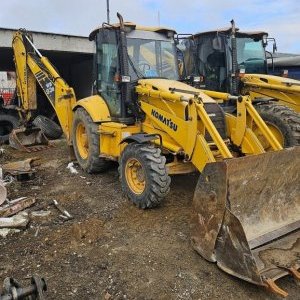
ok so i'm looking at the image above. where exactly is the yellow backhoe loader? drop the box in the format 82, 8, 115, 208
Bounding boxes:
10, 14, 299, 297
180, 20, 300, 148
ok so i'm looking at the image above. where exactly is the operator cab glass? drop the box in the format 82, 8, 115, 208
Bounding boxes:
95, 27, 178, 120
126, 30, 179, 81
96, 29, 121, 117
236, 37, 267, 74
182, 32, 268, 93
185, 34, 228, 92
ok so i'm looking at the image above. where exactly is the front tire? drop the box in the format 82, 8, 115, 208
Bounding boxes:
72, 108, 111, 173
119, 143, 171, 209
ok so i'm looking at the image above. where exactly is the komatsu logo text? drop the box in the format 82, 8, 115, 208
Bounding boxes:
151, 109, 178, 132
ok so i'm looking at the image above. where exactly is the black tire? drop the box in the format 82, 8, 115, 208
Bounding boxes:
255, 104, 300, 147
72, 108, 111, 173
33, 115, 63, 140
119, 143, 171, 209
0, 113, 19, 143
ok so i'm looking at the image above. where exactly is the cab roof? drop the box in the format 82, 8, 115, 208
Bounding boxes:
193, 27, 268, 39
89, 22, 177, 41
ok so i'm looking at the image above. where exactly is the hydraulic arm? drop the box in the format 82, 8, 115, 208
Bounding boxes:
241, 73, 300, 113
12, 30, 76, 147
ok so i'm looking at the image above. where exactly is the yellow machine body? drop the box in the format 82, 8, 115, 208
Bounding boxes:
242, 73, 300, 113
11, 23, 300, 297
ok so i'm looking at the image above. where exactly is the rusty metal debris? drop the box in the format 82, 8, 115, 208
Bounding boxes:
277, 265, 300, 282
0, 197, 36, 218
0, 275, 47, 300
264, 278, 289, 298
0, 158, 38, 234
1, 158, 39, 179
9, 127, 51, 153
289, 267, 300, 281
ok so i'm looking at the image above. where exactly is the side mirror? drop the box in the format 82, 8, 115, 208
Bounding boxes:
273, 42, 277, 53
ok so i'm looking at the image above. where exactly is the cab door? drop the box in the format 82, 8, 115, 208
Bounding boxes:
96, 29, 122, 118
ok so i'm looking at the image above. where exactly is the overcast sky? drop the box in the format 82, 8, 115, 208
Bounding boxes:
1, 0, 299, 53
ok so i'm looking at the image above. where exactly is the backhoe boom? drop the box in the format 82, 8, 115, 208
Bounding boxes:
12, 30, 76, 143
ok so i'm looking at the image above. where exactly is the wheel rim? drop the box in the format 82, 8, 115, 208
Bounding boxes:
253, 122, 285, 151
125, 158, 146, 195
76, 122, 89, 159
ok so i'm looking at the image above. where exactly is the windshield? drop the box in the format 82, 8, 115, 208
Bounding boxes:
236, 37, 267, 73
127, 33, 179, 81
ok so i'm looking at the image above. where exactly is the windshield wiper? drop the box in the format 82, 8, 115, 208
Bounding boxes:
127, 55, 145, 79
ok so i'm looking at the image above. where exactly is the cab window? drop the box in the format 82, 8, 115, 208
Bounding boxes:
96, 30, 121, 117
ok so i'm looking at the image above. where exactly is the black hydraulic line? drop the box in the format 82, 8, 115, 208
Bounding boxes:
230, 20, 239, 95
117, 12, 131, 118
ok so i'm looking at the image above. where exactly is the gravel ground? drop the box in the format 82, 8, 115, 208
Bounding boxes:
0, 140, 298, 299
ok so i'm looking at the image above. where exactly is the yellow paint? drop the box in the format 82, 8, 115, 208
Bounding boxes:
99, 123, 140, 159
242, 74, 300, 113
12, 32, 37, 111
75, 122, 89, 159
13, 31, 76, 144
138, 78, 216, 103
166, 160, 196, 175
125, 158, 146, 194
245, 98, 282, 151
73, 95, 111, 122
231, 98, 247, 146
224, 96, 282, 152
241, 129, 265, 154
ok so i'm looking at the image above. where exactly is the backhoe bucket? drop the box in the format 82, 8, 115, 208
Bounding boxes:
191, 147, 300, 296
9, 127, 50, 152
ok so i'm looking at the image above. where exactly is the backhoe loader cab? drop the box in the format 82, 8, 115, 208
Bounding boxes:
180, 23, 300, 147
181, 28, 268, 92
90, 22, 179, 121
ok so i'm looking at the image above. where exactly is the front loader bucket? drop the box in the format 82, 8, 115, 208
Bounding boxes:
191, 147, 300, 297
9, 127, 50, 153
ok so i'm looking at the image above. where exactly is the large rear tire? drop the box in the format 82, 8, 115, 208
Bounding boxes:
254, 104, 300, 149
0, 113, 19, 143
119, 143, 171, 209
72, 108, 111, 173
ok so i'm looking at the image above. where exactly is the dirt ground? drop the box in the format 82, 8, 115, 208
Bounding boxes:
0, 140, 299, 300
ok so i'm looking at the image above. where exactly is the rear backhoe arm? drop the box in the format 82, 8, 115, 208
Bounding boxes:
12, 30, 76, 143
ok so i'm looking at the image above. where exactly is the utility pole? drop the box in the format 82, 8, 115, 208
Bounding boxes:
157, 11, 160, 26
107, 0, 110, 24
